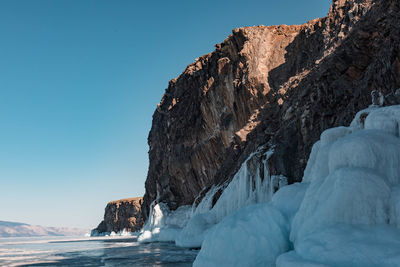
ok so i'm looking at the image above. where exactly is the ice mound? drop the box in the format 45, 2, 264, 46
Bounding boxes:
328, 130, 400, 185
194, 105, 400, 266
286, 105, 400, 266
271, 183, 308, 222
279, 225, 400, 267
291, 167, 391, 242
193, 204, 290, 267
320, 126, 352, 146
193, 182, 307, 266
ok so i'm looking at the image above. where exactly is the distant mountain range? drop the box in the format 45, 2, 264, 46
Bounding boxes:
0, 220, 89, 238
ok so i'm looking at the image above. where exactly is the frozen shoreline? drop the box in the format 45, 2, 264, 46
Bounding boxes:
138, 105, 400, 266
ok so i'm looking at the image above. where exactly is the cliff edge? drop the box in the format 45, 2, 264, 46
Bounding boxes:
143, 0, 400, 219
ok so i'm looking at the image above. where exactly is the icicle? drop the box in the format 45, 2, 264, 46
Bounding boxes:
139, 145, 289, 246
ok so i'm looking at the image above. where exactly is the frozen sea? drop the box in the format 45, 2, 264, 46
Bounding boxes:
0, 235, 198, 266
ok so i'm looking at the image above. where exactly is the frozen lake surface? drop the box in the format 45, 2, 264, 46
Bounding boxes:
0, 235, 198, 266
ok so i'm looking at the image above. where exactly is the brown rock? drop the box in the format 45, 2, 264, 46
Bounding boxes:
92, 197, 144, 235
142, 0, 400, 219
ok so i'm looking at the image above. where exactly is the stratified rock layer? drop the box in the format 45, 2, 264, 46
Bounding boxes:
93, 197, 144, 234
143, 0, 400, 219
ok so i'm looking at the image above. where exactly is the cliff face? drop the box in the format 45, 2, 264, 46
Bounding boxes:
143, 0, 400, 219
92, 197, 144, 234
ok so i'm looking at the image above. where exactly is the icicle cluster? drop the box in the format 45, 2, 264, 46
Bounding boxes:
138, 148, 288, 246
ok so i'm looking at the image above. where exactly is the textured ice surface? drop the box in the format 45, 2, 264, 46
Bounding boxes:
191, 186, 221, 216
320, 126, 352, 146
276, 251, 329, 267
280, 225, 400, 267
349, 106, 379, 130
193, 204, 290, 267
175, 213, 217, 248
176, 149, 287, 248
390, 186, 400, 227
302, 140, 330, 184
138, 203, 191, 243
291, 167, 391, 242
328, 130, 400, 186
288, 105, 400, 266
271, 183, 308, 222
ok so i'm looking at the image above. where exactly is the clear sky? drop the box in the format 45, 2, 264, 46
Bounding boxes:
0, 0, 331, 229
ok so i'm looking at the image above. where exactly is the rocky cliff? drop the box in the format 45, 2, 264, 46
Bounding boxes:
92, 197, 144, 235
143, 0, 400, 219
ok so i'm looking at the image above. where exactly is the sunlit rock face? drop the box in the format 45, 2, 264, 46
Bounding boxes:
144, 24, 305, 216
143, 0, 400, 219
92, 197, 144, 235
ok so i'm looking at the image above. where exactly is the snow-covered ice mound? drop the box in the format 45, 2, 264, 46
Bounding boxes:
194, 105, 400, 266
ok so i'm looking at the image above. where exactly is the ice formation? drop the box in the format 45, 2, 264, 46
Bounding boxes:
194, 105, 400, 266
138, 202, 191, 243
138, 148, 288, 247
90, 228, 137, 237
278, 224, 400, 267
193, 203, 290, 267
141, 105, 400, 266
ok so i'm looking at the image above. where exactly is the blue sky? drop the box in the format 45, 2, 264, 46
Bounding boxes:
0, 0, 331, 228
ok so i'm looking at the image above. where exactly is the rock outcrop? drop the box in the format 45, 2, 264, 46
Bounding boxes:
92, 197, 144, 235
143, 0, 400, 219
